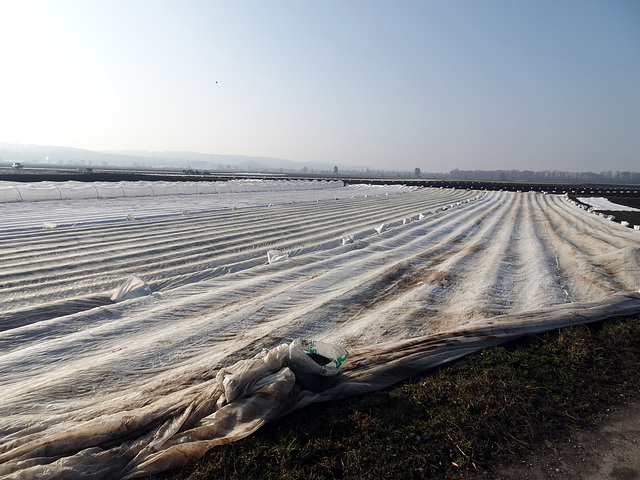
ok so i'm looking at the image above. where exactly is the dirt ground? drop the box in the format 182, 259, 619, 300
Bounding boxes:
480, 400, 640, 480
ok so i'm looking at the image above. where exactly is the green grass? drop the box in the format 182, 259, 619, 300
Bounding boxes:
150, 315, 640, 480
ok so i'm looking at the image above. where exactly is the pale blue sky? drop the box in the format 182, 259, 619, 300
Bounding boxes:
1, 0, 638, 172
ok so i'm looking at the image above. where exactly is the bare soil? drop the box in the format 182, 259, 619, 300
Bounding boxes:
480, 399, 640, 480
597, 210, 640, 228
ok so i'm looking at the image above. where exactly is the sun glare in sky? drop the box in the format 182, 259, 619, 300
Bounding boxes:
1, 0, 638, 172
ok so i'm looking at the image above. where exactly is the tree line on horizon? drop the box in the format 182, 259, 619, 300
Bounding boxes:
413, 168, 640, 185
342, 167, 640, 185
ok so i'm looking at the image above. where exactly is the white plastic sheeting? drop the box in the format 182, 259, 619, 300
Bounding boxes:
0, 179, 345, 203
0, 181, 420, 231
0, 187, 482, 323
3, 190, 640, 478
2, 293, 640, 479
578, 197, 640, 212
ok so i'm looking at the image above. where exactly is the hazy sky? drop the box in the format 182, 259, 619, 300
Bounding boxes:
1, 1, 638, 172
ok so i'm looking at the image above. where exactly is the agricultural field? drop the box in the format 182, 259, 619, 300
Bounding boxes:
1, 180, 640, 479
573, 194, 640, 228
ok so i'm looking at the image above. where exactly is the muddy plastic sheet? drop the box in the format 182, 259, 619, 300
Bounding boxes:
1, 293, 639, 479
2, 190, 640, 478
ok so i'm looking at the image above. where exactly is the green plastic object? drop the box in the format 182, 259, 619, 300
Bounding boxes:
288, 338, 348, 376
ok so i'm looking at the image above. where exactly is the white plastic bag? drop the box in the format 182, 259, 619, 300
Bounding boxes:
288, 338, 348, 377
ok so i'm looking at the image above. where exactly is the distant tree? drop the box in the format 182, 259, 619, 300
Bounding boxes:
414, 167, 421, 177
333, 165, 339, 175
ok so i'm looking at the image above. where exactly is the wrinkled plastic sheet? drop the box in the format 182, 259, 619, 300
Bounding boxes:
2, 292, 639, 479
2, 189, 640, 478
111, 275, 152, 303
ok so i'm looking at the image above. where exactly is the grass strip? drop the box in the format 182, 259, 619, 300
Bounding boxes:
151, 315, 640, 480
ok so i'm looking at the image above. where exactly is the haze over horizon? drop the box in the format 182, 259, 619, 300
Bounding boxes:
1, 1, 638, 174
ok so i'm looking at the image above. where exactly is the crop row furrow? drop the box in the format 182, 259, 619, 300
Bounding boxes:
0, 191, 473, 270
0, 191, 482, 312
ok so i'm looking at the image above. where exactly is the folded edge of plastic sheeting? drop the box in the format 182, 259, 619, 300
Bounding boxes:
3, 292, 640, 479
294, 291, 640, 409
111, 275, 152, 303
0, 345, 294, 480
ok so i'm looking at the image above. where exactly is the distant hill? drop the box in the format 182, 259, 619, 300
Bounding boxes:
0, 143, 364, 174
103, 149, 355, 173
